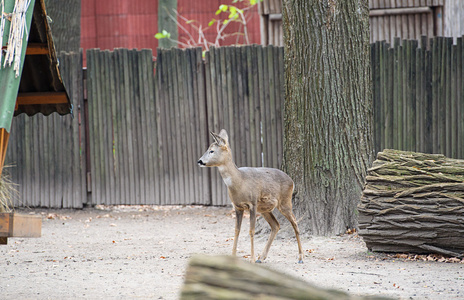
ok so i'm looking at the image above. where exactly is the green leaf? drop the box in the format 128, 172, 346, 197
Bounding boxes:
208, 19, 216, 27
155, 30, 171, 39
162, 30, 171, 38
223, 19, 229, 25
220, 4, 228, 12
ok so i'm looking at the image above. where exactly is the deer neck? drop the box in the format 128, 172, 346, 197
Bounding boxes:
217, 158, 241, 188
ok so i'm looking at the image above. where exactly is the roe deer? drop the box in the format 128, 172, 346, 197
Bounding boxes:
198, 129, 304, 263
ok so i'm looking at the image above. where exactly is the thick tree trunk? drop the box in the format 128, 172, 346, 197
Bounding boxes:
358, 149, 464, 257
282, 1, 373, 235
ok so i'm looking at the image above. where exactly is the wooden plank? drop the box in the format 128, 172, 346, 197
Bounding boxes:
203, 51, 214, 205
372, 42, 381, 154
133, 49, 144, 204
385, 45, 394, 149
196, 48, 210, 205
186, 48, 199, 205
180, 48, 192, 205
155, 49, 170, 205
16, 92, 68, 105
246, 46, 257, 167
122, 49, 137, 205
135, 49, 146, 204
163, 49, 176, 204
397, 39, 404, 149
252, 45, 262, 167
276, 46, 284, 167
152, 51, 163, 205
431, 36, 442, 154
22, 115, 30, 206
205, 49, 220, 205
1, 130, 11, 190
444, 38, 452, 157
450, 44, 457, 158
114, 49, 126, 205
416, 38, 424, 152
88, 49, 100, 204
458, 37, 464, 159
106, 50, 117, 205
219, 47, 228, 205
263, 46, 273, 167
188, 48, 199, 204
142, 49, 158, 204
410, 40, 418, 152
235, 47, 246, 167
0, 213, 41, 238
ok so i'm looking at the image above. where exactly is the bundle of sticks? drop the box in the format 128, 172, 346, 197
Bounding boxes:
1, 0, 32, 77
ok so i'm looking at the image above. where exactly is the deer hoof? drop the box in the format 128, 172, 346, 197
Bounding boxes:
255, 259, 262, 263
298, 259, 304, 264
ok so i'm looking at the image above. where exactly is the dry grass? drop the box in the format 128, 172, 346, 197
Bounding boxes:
0, 169, 17, 212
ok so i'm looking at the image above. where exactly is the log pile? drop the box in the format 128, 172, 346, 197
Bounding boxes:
358, 149, 464, 257
180, 255, 393, 299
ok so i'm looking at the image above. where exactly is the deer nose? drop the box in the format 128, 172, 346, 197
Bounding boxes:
198, 160, 206, 166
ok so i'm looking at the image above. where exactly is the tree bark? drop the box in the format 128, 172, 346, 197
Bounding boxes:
358, 149, 464, 258
180, 255, 393, 300
282, 1, 373, 235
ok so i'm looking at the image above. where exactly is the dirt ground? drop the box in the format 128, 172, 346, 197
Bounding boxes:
1, 205, 463, 299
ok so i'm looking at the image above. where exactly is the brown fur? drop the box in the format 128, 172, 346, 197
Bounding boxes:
198, 129, 304, 263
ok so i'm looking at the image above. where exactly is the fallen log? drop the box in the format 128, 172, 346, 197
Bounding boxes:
180, 255, 393, 299
358, 149, 464, 257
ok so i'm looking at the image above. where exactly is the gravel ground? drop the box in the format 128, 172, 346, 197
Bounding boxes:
1, 205, 463, 299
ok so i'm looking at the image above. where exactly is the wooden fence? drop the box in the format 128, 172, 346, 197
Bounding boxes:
5, 51, 85, 208
85, 45, 284, 206
372, 36, 463, 159
4, 39, 464, 208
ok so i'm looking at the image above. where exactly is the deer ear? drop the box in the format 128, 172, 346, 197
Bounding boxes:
210, 131, 226, 147
218, 129, 229, 144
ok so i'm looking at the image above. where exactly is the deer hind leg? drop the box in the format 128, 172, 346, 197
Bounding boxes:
256, 211, 280, 263
249, 205, 257, 263
279, 203, 304, 264
232, 209, 244, 256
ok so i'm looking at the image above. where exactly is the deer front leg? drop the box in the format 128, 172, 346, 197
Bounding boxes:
249, 205, 257, 263
232, 209, 244, 256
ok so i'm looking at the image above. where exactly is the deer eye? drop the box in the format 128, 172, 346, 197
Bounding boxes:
209, 150, 214, 154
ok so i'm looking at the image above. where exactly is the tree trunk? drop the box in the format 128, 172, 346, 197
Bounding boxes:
44, 0, 81, 53
282, 1, 373, 235
158, 0, 178, 48
358, 149, 464, 258
180, 255, 393, 300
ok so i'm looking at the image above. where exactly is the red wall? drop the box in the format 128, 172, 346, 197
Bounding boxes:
176, 0, 261, 48
81, 0, 261, 65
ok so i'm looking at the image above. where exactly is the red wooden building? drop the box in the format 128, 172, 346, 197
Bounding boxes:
80, 0, 261, 65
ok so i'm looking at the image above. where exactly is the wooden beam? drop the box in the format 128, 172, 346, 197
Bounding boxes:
370, 7, 432, 17
0, 213, 42, 240
16, 92, 69, 105
1, 43, 48, 55
26, 43, 49, 55
0, 129, 9, 176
